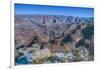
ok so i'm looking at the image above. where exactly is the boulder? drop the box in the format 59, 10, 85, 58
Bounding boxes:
53, 53, 67, 63
32, 44, 40, 51
32, 48, 52, 64
76, 47, 89, 61
65, 52, 77, 62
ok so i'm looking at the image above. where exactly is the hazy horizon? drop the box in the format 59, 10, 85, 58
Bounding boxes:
15, 4, 94, 17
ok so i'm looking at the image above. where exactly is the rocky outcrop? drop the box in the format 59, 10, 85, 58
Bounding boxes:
75, 46, 89, 61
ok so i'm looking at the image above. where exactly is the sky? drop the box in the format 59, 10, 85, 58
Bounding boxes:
15, 3, 94, 17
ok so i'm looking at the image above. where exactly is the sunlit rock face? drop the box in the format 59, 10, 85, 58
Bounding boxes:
15, 14, 94, 65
